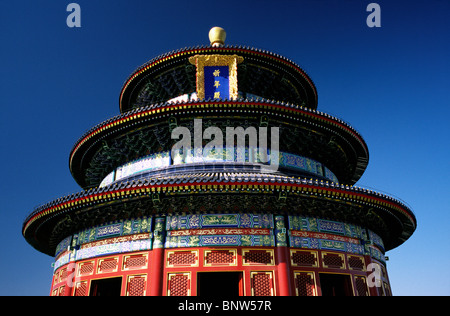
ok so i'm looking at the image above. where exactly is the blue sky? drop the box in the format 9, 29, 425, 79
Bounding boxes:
1, 0, 448, 296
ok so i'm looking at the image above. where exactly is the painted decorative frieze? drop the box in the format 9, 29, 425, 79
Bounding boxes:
165, 213, 275, 248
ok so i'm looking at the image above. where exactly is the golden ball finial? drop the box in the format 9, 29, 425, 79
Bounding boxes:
209, 27, 226, 47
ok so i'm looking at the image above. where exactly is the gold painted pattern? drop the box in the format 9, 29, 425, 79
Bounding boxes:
189, 54, 244, 100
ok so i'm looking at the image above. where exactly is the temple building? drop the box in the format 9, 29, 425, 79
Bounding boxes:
22, 27, 416, 296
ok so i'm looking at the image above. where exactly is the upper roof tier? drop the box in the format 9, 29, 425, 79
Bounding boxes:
119, 45, 318, 113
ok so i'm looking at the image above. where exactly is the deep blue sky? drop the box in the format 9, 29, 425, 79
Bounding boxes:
1, 0, 448, 296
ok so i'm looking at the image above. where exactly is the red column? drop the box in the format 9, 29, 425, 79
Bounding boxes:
150, 247, 164, 296
149, 217, 165, 296
64, 262, 76, 296
276, 245, 292, 296
365, 255, 382, 296
275, 215, 292, 296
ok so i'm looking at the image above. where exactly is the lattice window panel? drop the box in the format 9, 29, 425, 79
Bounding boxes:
126, 275, 147, 296
167, 251, 198, 267
347, 255, 365, 271
251, 272, 274, 296
97, 257, 119, 273
354, 276, 369, 296
383, 282, 392, 296
381, 264, 387, 279
74, 281, 88, 296
167, 273, 191, 296
204, 249, 237, 266
78, 261, 95, 276
321, 252, 345, 269
52, 273, 58, 287
123, 254, 148, 270
59, 267, 68, 283
291, 250, 318, 267
243, 249, 274, 266
58, 285, 66, 296
294, 272, 317, 296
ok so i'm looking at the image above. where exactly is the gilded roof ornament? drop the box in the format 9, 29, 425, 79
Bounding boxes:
209, 27, 226, 47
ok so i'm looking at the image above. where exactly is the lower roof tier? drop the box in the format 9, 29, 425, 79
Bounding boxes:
23, 172, 416, 257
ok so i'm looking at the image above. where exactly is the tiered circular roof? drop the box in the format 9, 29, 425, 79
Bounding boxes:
23, 40, 416, 258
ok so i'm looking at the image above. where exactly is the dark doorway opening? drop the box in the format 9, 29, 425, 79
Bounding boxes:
197, 272, 243, 296
89, 277, 122, 296
319, 273, 353, 296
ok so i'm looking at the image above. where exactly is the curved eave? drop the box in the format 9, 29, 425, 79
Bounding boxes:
69, 99, 369, 188
119, 45, 318, 112
23, 173, 416, 256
